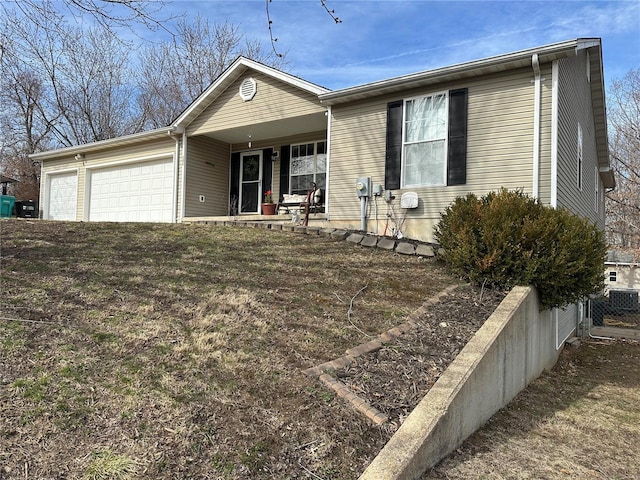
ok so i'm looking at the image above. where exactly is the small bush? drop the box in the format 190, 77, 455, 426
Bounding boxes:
434, 189, 606, 310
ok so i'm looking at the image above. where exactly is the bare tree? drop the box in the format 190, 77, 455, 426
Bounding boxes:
57, 27, 145, 143
0, 35, 51, 201
606, 68, 640, 248
2, 5, 145, 147
1, 0, 171, 38
138, 16, 287, 128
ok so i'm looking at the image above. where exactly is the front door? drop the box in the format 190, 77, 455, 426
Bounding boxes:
240, 151, 262, 214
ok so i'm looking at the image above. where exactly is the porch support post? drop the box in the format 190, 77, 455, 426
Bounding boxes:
168, 126, 183, 223
180, 131, 188, 220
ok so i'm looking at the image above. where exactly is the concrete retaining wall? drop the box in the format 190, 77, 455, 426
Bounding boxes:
359, 286, 561, 480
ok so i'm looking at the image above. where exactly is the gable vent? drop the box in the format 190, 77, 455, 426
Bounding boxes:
239, 77, 257, 101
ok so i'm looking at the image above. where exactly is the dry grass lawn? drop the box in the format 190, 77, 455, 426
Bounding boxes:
424, 339, 640, 480
0, 219, 463, 479
3, 220, 637, 480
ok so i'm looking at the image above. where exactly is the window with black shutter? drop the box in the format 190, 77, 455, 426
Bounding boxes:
384, 88, 468, 189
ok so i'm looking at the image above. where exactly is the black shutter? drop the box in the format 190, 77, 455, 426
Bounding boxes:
279, 145, 290, 201
385, 100, 403, 190
230, 152, 240, 215
262, 148, 273, 198
447, 88, 468, 186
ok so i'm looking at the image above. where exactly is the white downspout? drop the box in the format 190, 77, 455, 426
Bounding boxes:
550, 60, 559, 208
39, 161, 45, 219
531, 54, 541, 199
325, 106, 332, 220
360, 196, 367, 232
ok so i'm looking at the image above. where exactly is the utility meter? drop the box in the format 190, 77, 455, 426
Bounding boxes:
355, 177, 371, 198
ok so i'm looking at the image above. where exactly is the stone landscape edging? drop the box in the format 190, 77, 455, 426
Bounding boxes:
191, 220, 438, 257
303, 284, 459, 426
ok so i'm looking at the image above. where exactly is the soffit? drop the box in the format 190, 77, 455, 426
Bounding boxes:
199, 113, 327, 145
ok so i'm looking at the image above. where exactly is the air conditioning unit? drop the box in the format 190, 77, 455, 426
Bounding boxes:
609, 290, 639, 314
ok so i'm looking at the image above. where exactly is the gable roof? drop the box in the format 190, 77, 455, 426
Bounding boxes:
319, 37, 613, 188
30, 39, 613, 189
173, 56, 331, 129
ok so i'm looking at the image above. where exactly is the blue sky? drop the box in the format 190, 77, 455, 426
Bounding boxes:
156, 0, 639, 90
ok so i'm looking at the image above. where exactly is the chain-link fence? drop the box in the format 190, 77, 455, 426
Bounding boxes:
589, 289, 640, 330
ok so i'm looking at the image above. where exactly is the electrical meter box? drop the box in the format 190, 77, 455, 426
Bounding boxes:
355, 177, 371, 197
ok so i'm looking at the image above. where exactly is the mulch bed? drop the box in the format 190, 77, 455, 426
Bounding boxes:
334, 284, 507, 433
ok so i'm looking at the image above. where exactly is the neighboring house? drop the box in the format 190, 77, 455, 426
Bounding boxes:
605, 250, 640, 292
32, 38, 615, 347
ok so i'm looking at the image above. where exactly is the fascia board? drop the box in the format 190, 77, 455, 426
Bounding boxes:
319, 39, 586, 105
29, 127, 180, 161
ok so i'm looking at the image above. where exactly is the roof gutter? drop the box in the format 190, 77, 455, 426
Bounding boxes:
29, 126, 182, 161
319, 39, 586, 106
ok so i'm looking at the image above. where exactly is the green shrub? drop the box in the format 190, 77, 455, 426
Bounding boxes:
434, 189, 606, 310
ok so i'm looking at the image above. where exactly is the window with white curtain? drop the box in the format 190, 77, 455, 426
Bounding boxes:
290, 141, 326, 194
402, 92, 448, 187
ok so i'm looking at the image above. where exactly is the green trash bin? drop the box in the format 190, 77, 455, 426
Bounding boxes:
0, 195, 15, 218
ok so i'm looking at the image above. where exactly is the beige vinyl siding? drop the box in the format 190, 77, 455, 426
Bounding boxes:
605, 264, 640, 291
185, 136, 230, 217
187, 72, 326, 137
41, 137, 176, 221
549, 54, 599, 346
328, 68, 539, 241
537, 63, 554, 205
555, 52, 603, 228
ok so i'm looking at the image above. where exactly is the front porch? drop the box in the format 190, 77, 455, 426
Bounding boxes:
182, 133, 329, 220
176, 57, 332, 223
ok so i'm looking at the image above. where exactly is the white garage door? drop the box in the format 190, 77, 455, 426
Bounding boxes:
48, 171, 78, 220
89, 158, 174, 222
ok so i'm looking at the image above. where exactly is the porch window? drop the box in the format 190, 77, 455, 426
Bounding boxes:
402, 92, 448, 187
290, 141, 326, 194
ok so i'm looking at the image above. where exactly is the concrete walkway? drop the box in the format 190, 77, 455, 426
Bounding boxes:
590, 325, 640, 340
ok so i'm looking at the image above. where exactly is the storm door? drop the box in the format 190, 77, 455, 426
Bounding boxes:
240, 151, 262, 214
